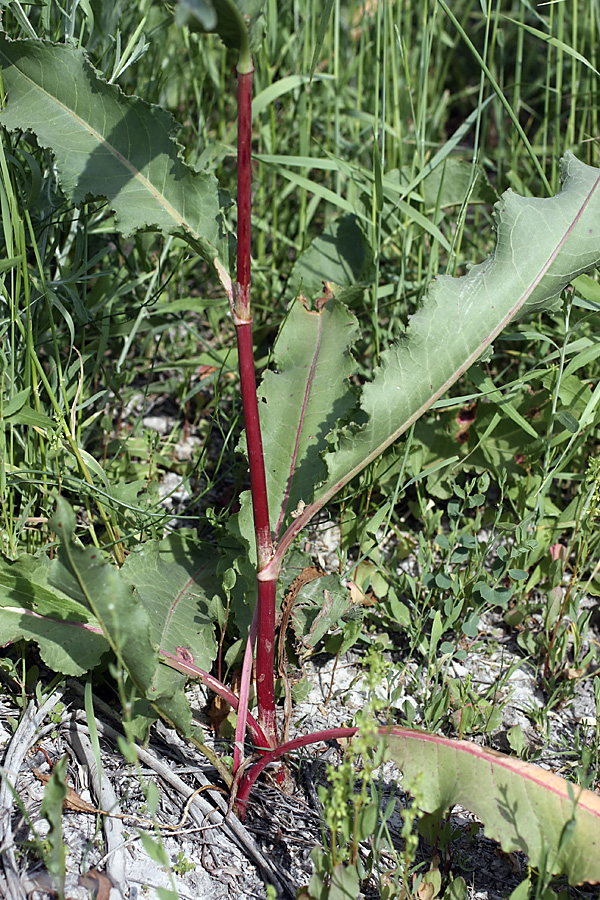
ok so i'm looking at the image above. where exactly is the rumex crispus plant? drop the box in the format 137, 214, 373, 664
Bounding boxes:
1, 0, 600, 893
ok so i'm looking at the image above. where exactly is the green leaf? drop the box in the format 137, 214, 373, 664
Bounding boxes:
430, 610, 443, 655
309, 0, 335, 81
138, 831, 169, 866
2, 405, 55, 429
49, 500, 191, 733
329, 863, 361, 900
287, 215, 375, 302
356, 802, 379, 841
444, 875, 468, 900
265, 152, 600, 573
156, 891, 179, 900
461, 612, 479, 638
255, 296, 359, 538
338, 614, 364, 655
120, 533, 222, 737
507, 880, 531, 900
555, 410, 580, 433
2, 386, 31, 417
506, 724, 526, 757
572, 272, 600, 307
323, 153, 600, 495
541, 370, 591, 414
50, 501, 155, 683
0, 38, 223, 265
177, 0, 265, 60
282, 557, 352, 651
469, 366, 539, 439
475, 582, 512, 608
386, 727, 600, 885
121, 532, 219, 672
420, 158, 497, 211
0, 553, 109, 676
252, 74, 334, 120
508, 569, 529, 581
176, 0, 217, 31
228, 294, 361, 620
500, 16, 600, 77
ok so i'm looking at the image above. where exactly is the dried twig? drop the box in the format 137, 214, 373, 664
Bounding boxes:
0, 690, 66, 900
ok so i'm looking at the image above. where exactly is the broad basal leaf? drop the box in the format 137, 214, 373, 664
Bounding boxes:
0, 552, 108, 676
49, 500, 191, 733
239, 724, 600, 885
0, 38, 223, 265
387, 727, 600, 886
322, 153, 600, 499
121, 532, 219, 673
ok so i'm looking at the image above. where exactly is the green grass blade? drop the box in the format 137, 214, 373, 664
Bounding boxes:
309, 0, 335, 81
501, 15, 600, 78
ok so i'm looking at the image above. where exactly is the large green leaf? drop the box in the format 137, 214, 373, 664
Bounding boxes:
177, 0, 266, 55
49, 500, 191, 733
239, 725, 600, 885
256, 296, 359, 539
120, 533, 219, 672
50, 502, 156, 687
230, 294, 359, 620
0, 553, 108, 677
0, 38, 223, 265
322, 153, 600, 494
386, 727, 600, 886
263, 152, 600, 573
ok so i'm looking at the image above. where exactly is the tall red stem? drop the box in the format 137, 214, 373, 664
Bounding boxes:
232, 61, 277, 747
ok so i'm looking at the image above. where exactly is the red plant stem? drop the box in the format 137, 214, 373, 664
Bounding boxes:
232, 61, 277, 747
254, 579, 277, 741
235, 323, 272, 570
235, 65, 253, 323
235, 727, 360, 817
160, 650, 270, 751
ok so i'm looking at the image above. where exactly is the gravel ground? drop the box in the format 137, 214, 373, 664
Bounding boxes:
1, 619, 599, 900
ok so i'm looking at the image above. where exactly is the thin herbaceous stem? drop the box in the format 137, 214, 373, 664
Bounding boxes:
160, 649, 270, 751
231, 60, 277, 748
235, 726, 373, 817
